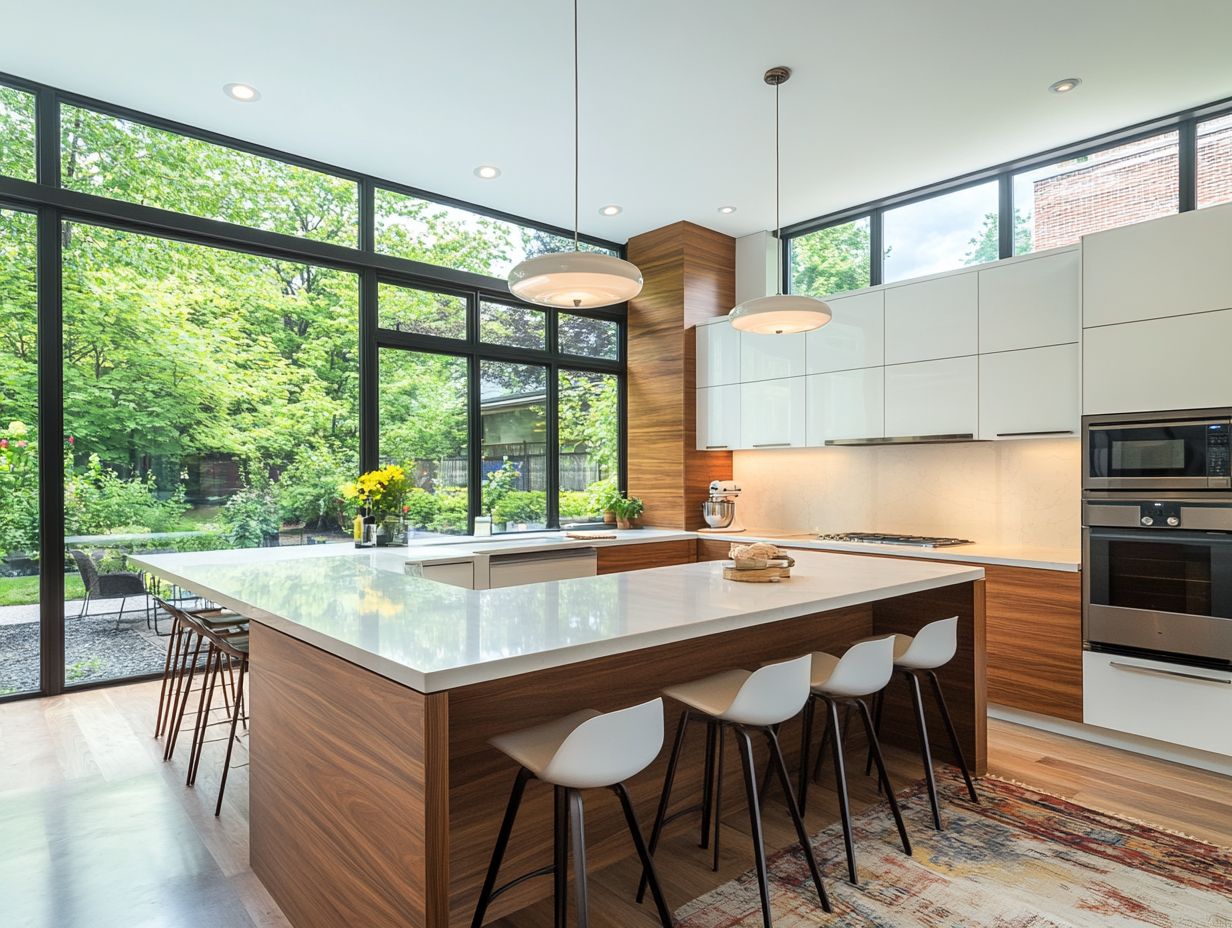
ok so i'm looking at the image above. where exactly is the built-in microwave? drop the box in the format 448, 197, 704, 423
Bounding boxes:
1083, 409, 1232, 492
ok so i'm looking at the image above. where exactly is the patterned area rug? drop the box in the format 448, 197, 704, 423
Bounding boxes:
676, 771, 1232, 927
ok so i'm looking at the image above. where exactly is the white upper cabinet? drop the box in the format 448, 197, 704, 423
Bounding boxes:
884, 356, 979, 438
696, 384, 740, 450
1083, 307, 1232, 415
979, 344, 1079, 440
978, 250, 1080, 352
696, 319, 741, 387
806, 290, 884, 373
740, 377, 807, 449
1083, 203, 1232, 328
740, 331, 807, 382
884, 272, 979, 364
805, 369, 884, 445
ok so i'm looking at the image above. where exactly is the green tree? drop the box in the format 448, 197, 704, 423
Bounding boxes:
964, 209, 1033, 265
790, 220, 872, 298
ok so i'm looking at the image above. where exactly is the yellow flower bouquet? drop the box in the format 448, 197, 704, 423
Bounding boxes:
341, 465, 412, 522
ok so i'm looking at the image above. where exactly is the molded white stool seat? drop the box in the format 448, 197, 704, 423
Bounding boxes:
641, 655, 829, 927
867, 615, 978, 832
798, 636, 911, 885
473, 698, 674, 928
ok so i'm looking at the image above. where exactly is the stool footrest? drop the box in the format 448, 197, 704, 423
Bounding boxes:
487, 864, 556, 905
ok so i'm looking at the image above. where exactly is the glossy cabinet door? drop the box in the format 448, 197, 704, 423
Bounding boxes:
1083, 307, 1232, 415
1083, 203, 1232, 328
740, 331, 807, 382
884, 272, 979, 364
740, 377, 807, 449
883, 356, 978, 439
978, 249, 1080, 352
806, 290, 884, 373
695, 384, 740, 451
979, 344, 1079, 440
805, 368, 884, 445
695, 319, 741, 386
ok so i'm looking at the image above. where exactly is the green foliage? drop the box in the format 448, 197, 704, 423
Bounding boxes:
559, 491, 592, 519
491, 491, 547, 527
964, 209, 1033, 265
611, 495, 644, 521
790, 220, 873, 298
482, 459, 523, 517
0, 421, 38, 558
0, 87, 36, 182
428, 488, 468, 534
278, 443, 358, 529
64, 450, 190, 536
65, 657, 104, 683
219, 471, 282, 549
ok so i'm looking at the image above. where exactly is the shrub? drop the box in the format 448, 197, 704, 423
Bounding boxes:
278, 444, 358, 530
492, 491, 546, 526
559, 491, 592, 519
429, 487, 468, 534
0, 422, 39, 558
403, 487, 440, 529
220, 472, 282, 548
64, 450, 189, 536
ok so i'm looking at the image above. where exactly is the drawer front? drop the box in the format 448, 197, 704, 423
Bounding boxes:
1083, 651, 1232, 756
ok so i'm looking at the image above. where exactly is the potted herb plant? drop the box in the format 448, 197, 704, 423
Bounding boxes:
611, 495, 644, 530
592, 483, 623, 525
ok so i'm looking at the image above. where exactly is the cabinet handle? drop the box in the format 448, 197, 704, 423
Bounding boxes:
1109, 661, 1231, 685
996, 430, 1075, 437
753, 442, 792, 448
704, 444, 729, 449
826, 433, 974, 447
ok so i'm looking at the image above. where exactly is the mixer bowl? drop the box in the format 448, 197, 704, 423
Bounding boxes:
701, 499, 735, 529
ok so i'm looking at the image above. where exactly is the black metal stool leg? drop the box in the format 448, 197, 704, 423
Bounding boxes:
554, 786, 568, 928
906, 670, 943, 830
711, 721, 724, 872
797, 696, 815, 813
864, 687, 885, 778
810, 702, 834, 786
638, 710, 691, 902
471, 767, 533, 928
765, 727, 831, 914
927, 670, 979, 804
734, 728, 774, 927
855, 698, 911, 856
613, 783, 674, 928
568, 790, 589, 928
699, 719, 716, 850
826, 698, 859, 885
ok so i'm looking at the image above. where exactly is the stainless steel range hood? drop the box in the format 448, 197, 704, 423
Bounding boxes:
824, 433, 980, 447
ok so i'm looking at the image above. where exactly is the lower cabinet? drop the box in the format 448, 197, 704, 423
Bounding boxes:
595, 540, 696, 575
883, 356, 978, 439
978, 343, 1079, 440
696, 384, 740, 451
1083, 651, 1232, 755
739, 376, 806, 449
805, 368, 884, 445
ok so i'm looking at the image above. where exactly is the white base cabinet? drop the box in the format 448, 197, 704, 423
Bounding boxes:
884, 356, 978, 439
696, 384, 740, 451
740, 377, 806, 449
1083, 308, 1232, 415
979, 344, 1079, 440
805, 369, 884, 445
1084, 651, 1232, 757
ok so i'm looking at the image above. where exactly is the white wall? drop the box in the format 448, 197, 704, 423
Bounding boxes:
732, 437, 1080, 549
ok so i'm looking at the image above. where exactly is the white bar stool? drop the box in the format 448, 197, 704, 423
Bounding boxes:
799, 636, 912, 885
638, 656, 830, 927
866, 616, 979, 830
471, 697, 674, 928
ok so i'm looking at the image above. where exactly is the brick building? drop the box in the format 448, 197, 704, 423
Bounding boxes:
1030, 115, 1232, 251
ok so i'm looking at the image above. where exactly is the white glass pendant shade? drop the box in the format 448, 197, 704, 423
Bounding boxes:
729, 293, 832, 334
508, 251, 643, 309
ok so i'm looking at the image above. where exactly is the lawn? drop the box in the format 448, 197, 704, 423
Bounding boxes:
0, 575, 87, 607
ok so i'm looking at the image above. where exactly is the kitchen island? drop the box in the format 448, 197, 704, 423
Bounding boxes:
134, 545, 985, 928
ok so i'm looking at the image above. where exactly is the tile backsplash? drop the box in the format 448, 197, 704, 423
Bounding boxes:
732, 437, 1080, 550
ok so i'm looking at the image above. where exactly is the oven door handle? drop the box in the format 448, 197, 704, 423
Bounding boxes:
1109, 661, 1232, 686
1087, 418, 1229, 431
1086, 527, 1232, 545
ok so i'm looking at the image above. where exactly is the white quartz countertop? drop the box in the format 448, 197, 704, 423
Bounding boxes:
398, 526, 695, 566
132, 545, 983, 693
702, 531, 1081, 572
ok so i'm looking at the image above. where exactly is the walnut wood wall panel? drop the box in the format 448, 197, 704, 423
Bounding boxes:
595, 539, 696, 574
696, 538, 734, 562
249, 624, 449, 928
627, 222, 735, 530
444, 604, 873, 927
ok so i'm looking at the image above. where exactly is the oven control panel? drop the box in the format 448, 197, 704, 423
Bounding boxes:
1208, 424, 1231, 478
1138, 501, 1180, 527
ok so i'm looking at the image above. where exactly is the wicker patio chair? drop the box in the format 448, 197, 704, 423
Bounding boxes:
69, 549, 151, 631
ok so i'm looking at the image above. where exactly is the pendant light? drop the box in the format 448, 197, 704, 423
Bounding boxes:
507, 0, 643, 309
729, 67, 832, 335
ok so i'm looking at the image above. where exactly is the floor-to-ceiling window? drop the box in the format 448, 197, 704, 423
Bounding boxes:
0, 208, 39, 697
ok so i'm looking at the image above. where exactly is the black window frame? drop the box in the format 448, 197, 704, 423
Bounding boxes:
0, 70, 626, 701
783, 94, 1232, 297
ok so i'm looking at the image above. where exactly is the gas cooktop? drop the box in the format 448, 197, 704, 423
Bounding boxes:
816, 532, 974, 548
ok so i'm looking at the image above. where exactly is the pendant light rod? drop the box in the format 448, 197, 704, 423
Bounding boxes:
573, 0, 580, 251
764, 66, 791, 295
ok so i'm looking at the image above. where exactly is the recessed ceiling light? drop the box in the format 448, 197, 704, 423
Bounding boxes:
599, 204, 622, 216
1049, 77, 1081, 94
718, 206, 737, 214
473, 165, 501, 179
223, 82, 260, 102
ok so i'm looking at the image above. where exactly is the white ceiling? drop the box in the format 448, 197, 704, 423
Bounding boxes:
3, 0, 1231, 244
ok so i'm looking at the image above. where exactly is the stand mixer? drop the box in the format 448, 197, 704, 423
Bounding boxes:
699, 480, 746, 533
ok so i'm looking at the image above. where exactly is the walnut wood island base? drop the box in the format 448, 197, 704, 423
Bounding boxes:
133, 546, 985, 928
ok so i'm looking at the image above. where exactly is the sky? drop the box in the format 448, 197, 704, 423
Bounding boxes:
882, 180, 999, 282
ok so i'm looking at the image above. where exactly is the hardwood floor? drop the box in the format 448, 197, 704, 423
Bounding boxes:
0, 680, 1228, 928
